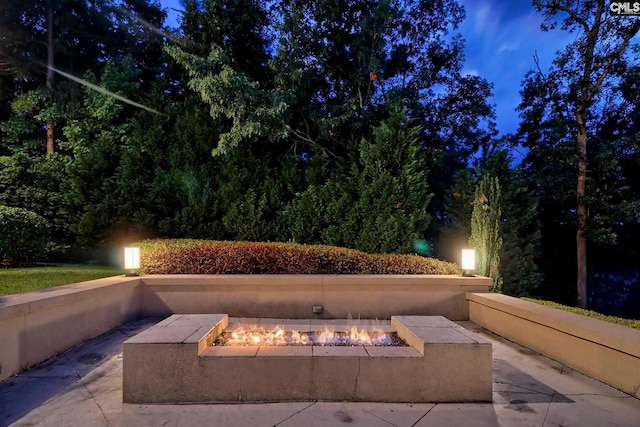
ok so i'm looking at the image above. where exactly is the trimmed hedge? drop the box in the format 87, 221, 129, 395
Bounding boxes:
0, 205, 49, 266
137, 239, 461, 275
522, 298, 640, 331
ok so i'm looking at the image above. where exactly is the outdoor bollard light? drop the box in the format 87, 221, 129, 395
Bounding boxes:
124, 247, 140, 276
461, 249, 476, 277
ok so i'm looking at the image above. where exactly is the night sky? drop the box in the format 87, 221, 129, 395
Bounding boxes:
159, 0, 572, 137
458, 0, 572, 136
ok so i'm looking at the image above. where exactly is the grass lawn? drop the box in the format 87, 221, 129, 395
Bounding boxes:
0, 265, 124, 296
523, 297, 640, 331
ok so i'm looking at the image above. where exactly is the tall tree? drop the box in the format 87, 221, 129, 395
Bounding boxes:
484, 150, 542, 297
281, 104, 431, 253
46, 0, 55, 153
438, 149, 542, 297
170, 0, 494, 163
469, 175, 502, 290
353, 104, 431, 253
180, 0, 270, 80
63, 57, 175, 246
524, 0, 639, 308
167, 0, 282, 157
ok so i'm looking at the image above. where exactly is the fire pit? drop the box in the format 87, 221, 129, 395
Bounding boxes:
123, 314, 492, 403
216, 320, 407, 347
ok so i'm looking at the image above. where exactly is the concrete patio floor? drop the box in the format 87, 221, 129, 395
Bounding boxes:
1, 318, 639, 427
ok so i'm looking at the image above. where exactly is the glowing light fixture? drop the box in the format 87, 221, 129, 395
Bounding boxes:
461, 249, 476, 277
124, 247, 140, 276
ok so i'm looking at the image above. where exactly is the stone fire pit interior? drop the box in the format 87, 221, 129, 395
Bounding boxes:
123, 314, 492, 403
215, 317, 406, 346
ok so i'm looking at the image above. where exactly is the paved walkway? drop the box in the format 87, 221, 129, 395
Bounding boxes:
1, 318, 640, 427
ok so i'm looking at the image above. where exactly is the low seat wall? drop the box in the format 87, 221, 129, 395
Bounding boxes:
0, 276, 141, 382
0, 274, 489, 381
467, 292, 640, 399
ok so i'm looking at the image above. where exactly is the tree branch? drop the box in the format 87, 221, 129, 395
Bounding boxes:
534, 51, 571, 124
544, 1, 590, 34
591, 21, 640, 99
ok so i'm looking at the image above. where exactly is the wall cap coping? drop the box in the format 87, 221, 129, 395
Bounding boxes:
140, 274, 492, 288
466, 292, 640, 357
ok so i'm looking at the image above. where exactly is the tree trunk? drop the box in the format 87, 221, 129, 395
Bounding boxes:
575, 111, 588, 308
46, 0, 55, 153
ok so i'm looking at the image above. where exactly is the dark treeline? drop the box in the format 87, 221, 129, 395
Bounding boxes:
0, 0, 638, 316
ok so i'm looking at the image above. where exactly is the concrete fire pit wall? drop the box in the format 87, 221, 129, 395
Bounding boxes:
122, 314, 493, 403
0, 274, 489, 381
138, 275, 491, 320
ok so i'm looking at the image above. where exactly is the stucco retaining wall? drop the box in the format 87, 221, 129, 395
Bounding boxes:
467, 292, 640, 399
0, 276, 141, 381
138, 274, 491, 320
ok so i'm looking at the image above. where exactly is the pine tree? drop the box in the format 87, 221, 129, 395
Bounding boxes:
352, 104, 431, 253
281, 104, 430, 253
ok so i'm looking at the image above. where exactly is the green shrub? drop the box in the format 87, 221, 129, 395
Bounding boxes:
0, 205, 49, 266
522, 298, 640, 330
137, 239, 461, 275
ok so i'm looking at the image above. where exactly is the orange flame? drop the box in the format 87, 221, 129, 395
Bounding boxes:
223, 325, 392, 346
